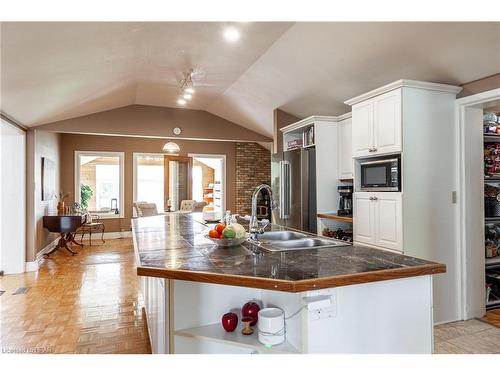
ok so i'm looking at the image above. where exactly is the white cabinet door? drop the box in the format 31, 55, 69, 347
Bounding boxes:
352, 100, 374, 158
337, 118, 353, 179
353, 192, 375, 245
373, 89, 402, 155
374, 192, 403, 251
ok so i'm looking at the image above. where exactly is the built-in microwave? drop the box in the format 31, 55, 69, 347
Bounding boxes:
360, 157, 401, 192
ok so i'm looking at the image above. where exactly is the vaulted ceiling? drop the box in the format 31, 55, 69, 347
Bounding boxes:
1, 22, 499, 137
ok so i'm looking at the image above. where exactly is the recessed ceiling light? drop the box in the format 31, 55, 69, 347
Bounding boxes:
183, 93, 192, 100
224, 27, 240, 42
177, 98, 187, 105
184, 87, 195, 94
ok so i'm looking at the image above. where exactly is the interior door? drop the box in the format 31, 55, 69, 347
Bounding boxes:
164, 156, 193, 211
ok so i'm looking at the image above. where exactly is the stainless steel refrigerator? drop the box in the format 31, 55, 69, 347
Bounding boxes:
271, 147, 317, 233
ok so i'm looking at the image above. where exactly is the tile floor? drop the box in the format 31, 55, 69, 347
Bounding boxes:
434, 319, 500, 354
1, 237, 498, 354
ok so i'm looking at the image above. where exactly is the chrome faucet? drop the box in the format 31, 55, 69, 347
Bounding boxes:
249, 184, 275, 240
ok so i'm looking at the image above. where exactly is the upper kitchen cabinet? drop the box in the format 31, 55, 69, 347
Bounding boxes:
346, 80, 463, 159
351, 88, 401, 158
337, 115, 353, 179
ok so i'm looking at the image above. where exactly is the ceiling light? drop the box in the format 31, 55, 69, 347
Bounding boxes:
224, 27, 240, 42
177, 98, 187, 105
183, 93, 192, 100
184, 87, 195, 94
162, 142, 180, 154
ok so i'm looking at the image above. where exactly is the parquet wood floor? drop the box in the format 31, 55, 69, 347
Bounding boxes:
0, 239, 151, 354
481, 308, 500, 329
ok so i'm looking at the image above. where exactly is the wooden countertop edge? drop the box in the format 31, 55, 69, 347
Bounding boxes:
136, 263, 446, 293
316, 213, 353, 222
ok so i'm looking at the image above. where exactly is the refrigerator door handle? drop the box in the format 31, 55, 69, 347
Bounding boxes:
280, 161, 290, 219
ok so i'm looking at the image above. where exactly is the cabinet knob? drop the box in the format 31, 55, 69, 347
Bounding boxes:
372, 147, 378, 152
372, 196, 378, 200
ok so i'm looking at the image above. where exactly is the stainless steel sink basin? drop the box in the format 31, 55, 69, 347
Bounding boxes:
256, 237, 349, 252
258, 230, 307, 241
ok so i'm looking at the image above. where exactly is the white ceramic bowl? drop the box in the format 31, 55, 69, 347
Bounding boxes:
257, 308, 285, 346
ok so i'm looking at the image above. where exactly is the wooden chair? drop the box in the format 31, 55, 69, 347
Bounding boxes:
78, 214, 105, 246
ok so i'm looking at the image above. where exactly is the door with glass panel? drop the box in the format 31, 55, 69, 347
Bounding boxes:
164, 156, 192, 211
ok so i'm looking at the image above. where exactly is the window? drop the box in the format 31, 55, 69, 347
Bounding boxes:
133, 154, 164, 212
75, 151, 124, 218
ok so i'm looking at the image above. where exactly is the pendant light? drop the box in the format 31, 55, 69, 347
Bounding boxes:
162, 142, 180, 154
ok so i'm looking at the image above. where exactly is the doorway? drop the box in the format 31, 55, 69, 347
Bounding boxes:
189, 154, 225, 214
457, 88, 500, 321
0, 118, 26, 274
133, 153, 225, 213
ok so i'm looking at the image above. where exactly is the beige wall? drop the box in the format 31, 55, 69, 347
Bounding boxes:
26, 130, 61, 261
35, 105, 272, 143
60, 133, 238, 233
273, 108, 301, 154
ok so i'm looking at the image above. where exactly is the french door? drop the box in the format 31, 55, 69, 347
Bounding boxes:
164, 156, 192, 211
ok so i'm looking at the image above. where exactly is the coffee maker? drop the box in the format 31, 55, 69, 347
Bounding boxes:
337, 185, 353, 216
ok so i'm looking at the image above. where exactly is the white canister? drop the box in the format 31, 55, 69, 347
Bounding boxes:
257, 308, 285, 346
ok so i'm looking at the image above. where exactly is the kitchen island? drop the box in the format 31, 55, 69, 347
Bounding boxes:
133, 213, 445, 354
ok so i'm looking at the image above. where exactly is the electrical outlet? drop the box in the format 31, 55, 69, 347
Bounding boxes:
452, 191, 457, 204
309, 292, 337, 321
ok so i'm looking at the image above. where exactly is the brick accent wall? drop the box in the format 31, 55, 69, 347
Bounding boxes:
235, 142, 271, 215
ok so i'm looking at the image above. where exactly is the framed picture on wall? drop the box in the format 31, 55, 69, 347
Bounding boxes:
41, 157, 55, 201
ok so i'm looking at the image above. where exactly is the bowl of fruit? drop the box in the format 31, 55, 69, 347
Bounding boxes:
206, 222, 248, 247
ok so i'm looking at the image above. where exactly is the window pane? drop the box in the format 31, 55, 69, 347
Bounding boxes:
136, 155, 164, 212
79, 155, 120, 213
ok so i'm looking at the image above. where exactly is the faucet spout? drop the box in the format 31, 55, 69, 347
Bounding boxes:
249, 183, 274, 240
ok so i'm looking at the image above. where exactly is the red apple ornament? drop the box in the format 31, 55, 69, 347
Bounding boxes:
221, 312, 238, 332
241, 302, 260, 326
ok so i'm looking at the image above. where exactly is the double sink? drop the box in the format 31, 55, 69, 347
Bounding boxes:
252, 230, 350, 252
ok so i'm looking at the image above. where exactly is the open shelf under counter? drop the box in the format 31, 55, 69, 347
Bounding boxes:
175, 323, 301, 354
317, 212, 353, 223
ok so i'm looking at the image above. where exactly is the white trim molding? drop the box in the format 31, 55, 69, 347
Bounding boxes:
344, 79, 462, 106
280, 114, 348, 134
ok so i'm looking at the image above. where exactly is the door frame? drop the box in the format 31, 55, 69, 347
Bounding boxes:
456, 88, 500, 320
164, 155, 193, 211
188, 153, 226, 213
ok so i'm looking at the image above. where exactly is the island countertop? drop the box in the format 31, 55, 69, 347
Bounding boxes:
133, 213, 446, 293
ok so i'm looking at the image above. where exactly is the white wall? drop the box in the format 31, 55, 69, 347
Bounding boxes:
0, 119, 26, 274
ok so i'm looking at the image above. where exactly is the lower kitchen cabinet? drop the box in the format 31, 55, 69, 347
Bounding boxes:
353, 192, 402, 251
